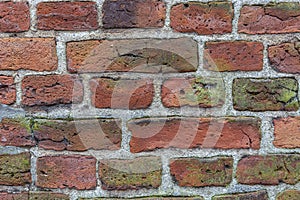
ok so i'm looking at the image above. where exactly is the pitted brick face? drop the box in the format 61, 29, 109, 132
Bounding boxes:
0, 76, 15, 105
0, 38, 57, 71
239, 2, 300, 34
276, 190, 300, 200
22, 75, 83, 106
37, 2, 98, 31
0, 2, 30, 33
170, 2, 233, 35
102, 0, 166, 28
204, 41, 264, 71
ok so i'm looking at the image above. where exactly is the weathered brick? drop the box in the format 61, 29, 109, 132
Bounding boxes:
239, 2, 300, 34
161, 77, 225, 108
0, 2, 30, 32
0, 38, 57, 71
233, 78, 299, 111
90, 78, 154, 109
29, 192, 69, 200
170, 2, 233, 35
36, 155, 96, 190
37, 2, 98, 31
236, 155, 300, 185
0, 118, 35, 147
276, 190, 300, 200
170, 157, 233, 187
80, 198, 203, 200
66, 38, 198, 73
273, 117, 300, 148
204, 41, 264, 71
212, 190, 268, 200
102, 0, 166, 28
0, 76, 16, 105
269, 42, 300, 73
22, 75, 83, 106
99, 157, 162, 190
0, 153, 31, 186
129, 117, 261, 153
0, 192, 28, 200
33, 118, 122, 151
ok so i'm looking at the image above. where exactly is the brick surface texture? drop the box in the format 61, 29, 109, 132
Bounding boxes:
1, 0, 300, 199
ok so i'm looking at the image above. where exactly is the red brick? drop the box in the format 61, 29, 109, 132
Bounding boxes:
0, 2, 30, 32
29, 192, 69, 200
212, 191, 268, 200
161, 77, 225, 108
236, 155, 300, 185
0, 153, 31, 186
99, 157, 162, 190
0, 38, 57, 71
33, 118, 122, 151
22, 75, 83, 106
37, 2, 98, 31
36, 155, 96, 190
0, 76, 15, 105
102, 0, 166, 28
276, 190, 300, 200
273, 117, 300, 148
239, 3, 300, 34
170, 157, 233, 187
66, 38, 198, 73
129, 117, 261, 153
269, 42, 300, 73
204, 41, 264, 71
80, 198, 203, 200
170, 2, 233, 35
0, 118, 35, 147
0, 192, 28, 200
90, 78, 154, 109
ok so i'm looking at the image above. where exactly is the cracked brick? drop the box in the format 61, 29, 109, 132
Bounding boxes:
239, 2, 300, 34
237, 155, 300, 185
129, 117, 261, 153
269, 41, 300, 73
170, 157, 233, 187
233, 78, 299, 111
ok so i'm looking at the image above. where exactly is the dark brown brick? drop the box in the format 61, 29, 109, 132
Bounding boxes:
170, 157, 233, 187
0, 2, 30, 32
239, 3, 300, 34
99, 157, 162, 190
33, 118, 122, 151
233, 78, 299, 111
36, 155, 97, 190
0, 118, 35, 147
170, 2, 233, 35
129, 117, 261, 153
204, 41, 264, 71
0, 153, 31, 186
66, 38, 198, 73
90, 78, 154, 109
22, 75, 83, 106
37, 2, 98, 31
0, 38, 57, 71
236, 155, 300, 185
102, 0, 166, 28
0, 76, 16, 105
161, 77, 225, 108
269, 42, 300, 73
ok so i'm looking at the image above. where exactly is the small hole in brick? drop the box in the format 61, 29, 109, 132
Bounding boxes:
184, 3, 189, 8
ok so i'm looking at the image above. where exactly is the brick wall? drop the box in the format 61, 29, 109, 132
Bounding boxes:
0, 0, 300, 200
